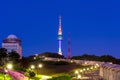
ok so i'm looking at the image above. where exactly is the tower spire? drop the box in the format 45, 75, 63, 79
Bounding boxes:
59, 16, 61, 26
58, 16, 63, 55
58, 16, 62, 35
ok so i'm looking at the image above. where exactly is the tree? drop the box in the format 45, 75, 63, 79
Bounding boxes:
20, 57, 30, 68
8, 51, 20, 63
29, 71, 36, 77
100, 55, 116, 63
39, 52, 65, 58
72, 54, 100, 61
28, 71, 36, 80
0, 48, 8, 66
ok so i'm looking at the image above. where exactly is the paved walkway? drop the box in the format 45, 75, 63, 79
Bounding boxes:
8, 70, 28, 80
72, 70, 101, 80
82, 70, 101, 80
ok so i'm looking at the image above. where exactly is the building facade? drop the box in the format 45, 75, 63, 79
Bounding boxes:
2, 34, 22, 59
100, 63, 120, 80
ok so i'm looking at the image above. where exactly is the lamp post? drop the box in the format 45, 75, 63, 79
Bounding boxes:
77, 74, 81, 79
37, 64, 43, 75
80, 70, 83, 74
38, 64, 42, 68
75, 70, 79, 78
28, 65, 35, 80
4, 63, 13, 80
30, 65, 35, 69
7, 64, 13, 70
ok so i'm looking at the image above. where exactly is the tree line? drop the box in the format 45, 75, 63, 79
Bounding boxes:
72, 54, 120, 64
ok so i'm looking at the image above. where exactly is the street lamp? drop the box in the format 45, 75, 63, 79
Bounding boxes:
38, 64, 43, 68
83, 68, 86, 71
29, 65, 35, 80
95, 64, 100, 67
75, 70, 79, 78
4, 63, 12, 80
30, 65, 35, 69
77, 74, 81, 79
75, 70, 79, 74
37, 64, 43, 75
7, 63, 13, 70
94, 66, 97, 69
87, 68, 89, 71
80, 70, 83, 73
90, 66, 93, 70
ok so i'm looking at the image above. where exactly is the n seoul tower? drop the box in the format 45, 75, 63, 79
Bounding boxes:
58, 16, 63, 55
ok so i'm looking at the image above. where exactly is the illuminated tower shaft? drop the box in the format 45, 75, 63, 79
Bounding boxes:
58, 16, 63, 55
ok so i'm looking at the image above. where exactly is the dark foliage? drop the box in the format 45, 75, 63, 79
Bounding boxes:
39, 52, 65, 58
41, 61, 70, 65
0, 48, 7, 66
99, 55, 116, 63
72, 54, 100, 61
29, 71, 36, 78
72, 54, 120, 64
0, 48, 7, 58
20, 57, 30, 68
8, 51, 20, 63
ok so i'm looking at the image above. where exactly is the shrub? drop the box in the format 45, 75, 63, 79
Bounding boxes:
29, 71, 36, 78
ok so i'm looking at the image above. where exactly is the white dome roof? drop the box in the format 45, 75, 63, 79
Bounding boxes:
7, 34, 17, 39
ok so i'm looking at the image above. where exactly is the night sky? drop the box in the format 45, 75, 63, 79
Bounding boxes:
0, 0, 120, 58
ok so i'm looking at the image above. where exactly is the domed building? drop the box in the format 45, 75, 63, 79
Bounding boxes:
2, 34, 22, 59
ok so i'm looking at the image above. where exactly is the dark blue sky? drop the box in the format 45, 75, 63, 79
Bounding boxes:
0, 0, 120, 58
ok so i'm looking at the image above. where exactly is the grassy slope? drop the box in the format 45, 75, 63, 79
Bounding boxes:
0, 73, 12, 80
32, 61, 86, 76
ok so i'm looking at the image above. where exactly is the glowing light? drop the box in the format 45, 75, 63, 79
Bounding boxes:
58, 52, 62, 55
83, 68, 86, 71
77, 74, 81, 79
70, 60, 73, 63
96, 63, 100, 67
31, 65, 35, 69
94, 66, 97, 68
38, 64, 43, 68
5, 69, 8, 73
90, 67, 93, 69
75, 70, 79, 74
109, 62, 113, 64
7, 64, 13, 69
34, 57, 36, 60
59, 48, 61, 52
87, 68, 89, 70
58, 59, 60, 61
80, 70, 83, 73
58, 16, 63, 55
58, 28, 62, 35
84, 62, 87, 65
